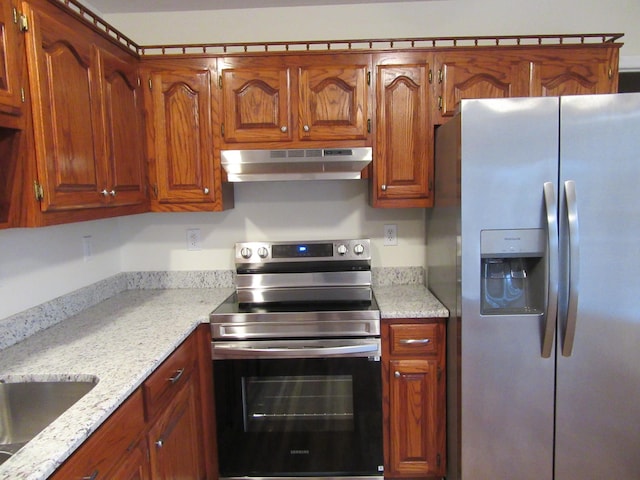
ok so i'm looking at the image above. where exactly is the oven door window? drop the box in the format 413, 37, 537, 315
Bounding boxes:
214, 357, 382, 477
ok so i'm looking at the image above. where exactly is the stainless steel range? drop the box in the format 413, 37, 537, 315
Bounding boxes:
210, 239, 383, 480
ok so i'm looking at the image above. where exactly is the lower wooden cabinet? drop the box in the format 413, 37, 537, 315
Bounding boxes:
50, 325, 215, 480
382, 319, 446, 479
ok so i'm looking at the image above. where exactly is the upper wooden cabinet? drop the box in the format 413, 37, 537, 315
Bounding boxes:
218, 53, 371, 148
144, 66, 233, 211
372, 52, 433, 208
0, 0, 23, 117
434, 50, 530, 121
22, 0, 147, 217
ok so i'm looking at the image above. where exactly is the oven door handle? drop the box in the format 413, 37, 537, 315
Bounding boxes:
212, 342, 381, 359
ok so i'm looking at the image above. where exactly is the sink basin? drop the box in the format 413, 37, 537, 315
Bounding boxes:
0, 381, 96, 466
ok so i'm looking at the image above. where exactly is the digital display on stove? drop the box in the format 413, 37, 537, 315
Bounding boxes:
272, 243, 333, 258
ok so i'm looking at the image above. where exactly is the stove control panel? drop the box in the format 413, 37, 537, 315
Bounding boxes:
235, 239, 371, 264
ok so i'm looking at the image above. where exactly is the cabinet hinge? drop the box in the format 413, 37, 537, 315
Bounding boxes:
148, 78, 153, 91
437, 366, 442, 381
608, 68, 613, 79
438, 69, 443, 84
367, 118, 371, 134
152, 184, 158, 198
438, 96, 443, 111
221, 123, 225, 137
18, 13, 29, 32
367, 71, 371, 86
428, 69, 433, 84
218, 75, 223, 89
33, 181, 44, 201
437, 453, 442, 467
20, 87, 25, 103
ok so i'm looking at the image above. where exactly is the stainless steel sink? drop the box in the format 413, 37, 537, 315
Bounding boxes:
0, 381, 96, 466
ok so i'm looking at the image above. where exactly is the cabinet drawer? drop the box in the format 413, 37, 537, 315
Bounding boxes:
389, 323, 440, 356
143, 333, 197, 420
51, 389, 145, 479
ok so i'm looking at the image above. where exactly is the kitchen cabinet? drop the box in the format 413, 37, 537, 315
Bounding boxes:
217, 53, 371, 147
21, 0, 147, 218
145, 67, 233, 211
433, 50, 530, 121
50, 389, 150, 480
50, 325, 216, 480
0, 0, 23, 117
144, 327, 207, 480
372, 53, 433, 208
382, 320, 446, 479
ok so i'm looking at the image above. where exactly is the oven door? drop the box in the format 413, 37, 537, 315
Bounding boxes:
212, 338, 383, 479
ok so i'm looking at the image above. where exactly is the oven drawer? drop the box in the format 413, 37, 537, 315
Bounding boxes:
389, 323, 441, 356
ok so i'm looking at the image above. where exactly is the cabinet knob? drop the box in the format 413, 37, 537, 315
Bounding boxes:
394, 371, 401, 378
100, 189, 109, 197
303, 125, 310, 132
381, 184, 387, 191
81, 471, 99, 480
155, 439, 164, 448
109, 190, 116, 197
203, 187, 210, 194
280, 126, 288, 133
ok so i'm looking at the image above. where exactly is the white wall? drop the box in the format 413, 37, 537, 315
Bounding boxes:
1, 0, 638, 319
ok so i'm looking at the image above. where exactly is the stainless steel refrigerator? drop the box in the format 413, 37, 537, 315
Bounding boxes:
427, 93, 640, 480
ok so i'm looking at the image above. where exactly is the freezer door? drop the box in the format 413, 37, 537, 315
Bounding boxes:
458, 97, 558, 480
555, 93, 640, 479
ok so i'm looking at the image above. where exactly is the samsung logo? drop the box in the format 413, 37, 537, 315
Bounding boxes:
290, 449, 310, 455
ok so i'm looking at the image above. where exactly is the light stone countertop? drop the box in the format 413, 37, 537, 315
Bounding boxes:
0, 270, 447, 480
373, 284, 449, 319
0, 288, 234, 480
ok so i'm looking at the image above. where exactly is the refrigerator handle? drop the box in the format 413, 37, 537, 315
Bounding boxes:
542, 181, 559, 358
561, 180, 580, 357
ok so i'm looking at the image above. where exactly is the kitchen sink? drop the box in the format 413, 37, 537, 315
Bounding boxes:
0, 380, 97, 466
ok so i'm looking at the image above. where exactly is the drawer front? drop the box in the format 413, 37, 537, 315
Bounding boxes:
143, 333, 197, 419
51, 389, 145, 479
389, 323, 440, 356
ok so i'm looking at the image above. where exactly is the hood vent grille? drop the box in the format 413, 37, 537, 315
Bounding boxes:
221, 147, 372, 182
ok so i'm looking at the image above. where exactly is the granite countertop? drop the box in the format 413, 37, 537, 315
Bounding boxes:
0, 287, 234, 480
0, 272, 447, 480
373, 284, 449, 319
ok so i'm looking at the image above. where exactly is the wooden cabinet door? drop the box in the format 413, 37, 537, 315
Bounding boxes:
221, 65, 292, 143
0, 0, 22, 116
530, 47, 618, 96
374, 54, 433, 208
389, 358, 443, 477
148, 69, 216, 205
108, 439, 151, 480
435, 51, 529, 120
97, 47, 146, 207
23, 2, 105, 212
148, 377, 206, 480
298, 60, 369, 141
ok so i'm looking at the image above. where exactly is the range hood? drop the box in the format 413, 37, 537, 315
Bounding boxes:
221, 147, 372, 182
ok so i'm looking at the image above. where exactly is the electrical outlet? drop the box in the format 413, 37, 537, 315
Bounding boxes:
186, 228, 202, 251
82, 235, 93, 262
384, 224, 397, 246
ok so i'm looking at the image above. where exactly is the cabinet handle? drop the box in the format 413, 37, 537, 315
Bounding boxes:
203, 187, 210, 194
155, 439, 164, 448
303, 125, 310, 132
82, 471, 99, 480
109, 190, 116, 197
100, 189, 109, 197
168, 368, 184, 384
280, 126, 288, 133
400, 338, 431, 345
394, 371, 401, 378
381, 184, 387, 191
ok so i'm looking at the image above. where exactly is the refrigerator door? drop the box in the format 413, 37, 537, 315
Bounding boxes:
458, 97, 558, 480
555, 93, 640, 479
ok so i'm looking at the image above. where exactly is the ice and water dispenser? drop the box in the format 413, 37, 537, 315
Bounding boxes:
480, 229, 546, 315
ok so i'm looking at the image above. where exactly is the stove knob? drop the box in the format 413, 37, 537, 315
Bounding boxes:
257, 247, 269, 259
240, 247, 252, 259
337, 244, 348, 256
354, 243, 365, 255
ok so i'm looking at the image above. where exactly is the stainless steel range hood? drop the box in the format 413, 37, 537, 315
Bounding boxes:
221, 147, 372, 182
